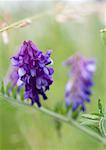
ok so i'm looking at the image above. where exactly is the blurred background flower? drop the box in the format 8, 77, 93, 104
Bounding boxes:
0, 0, 106, 150
64, 54, 96, 111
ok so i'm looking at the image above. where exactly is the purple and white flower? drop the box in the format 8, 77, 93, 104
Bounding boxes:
10, 40, 54, 107
64, 54, 96, 111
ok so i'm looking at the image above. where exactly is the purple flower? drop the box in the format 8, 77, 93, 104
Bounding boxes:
64, 54, 96, 111
10, 40, 54, 107
10, 68, 19, 86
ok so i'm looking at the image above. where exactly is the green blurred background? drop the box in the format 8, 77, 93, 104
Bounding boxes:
0, 0, 106, 149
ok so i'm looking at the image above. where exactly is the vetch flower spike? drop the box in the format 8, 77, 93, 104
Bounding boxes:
10, 40, 54, 107
64, 54, 96, 112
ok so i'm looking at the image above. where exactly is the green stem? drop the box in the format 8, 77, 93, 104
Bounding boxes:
0, 10, 52, 32
37, 106, 106, 145
0, 93, 106, 145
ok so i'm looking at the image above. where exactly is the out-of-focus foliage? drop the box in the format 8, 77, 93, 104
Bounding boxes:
0, 0, 106, 150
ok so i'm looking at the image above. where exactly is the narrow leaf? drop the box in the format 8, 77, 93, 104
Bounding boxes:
98, 99, 104, 117
81, 114, 100, 120
99, 117, 106, 137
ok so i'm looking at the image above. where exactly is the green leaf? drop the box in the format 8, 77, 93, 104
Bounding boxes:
54, 119, 62, 137
19, 88, 24, 101
12, 86, 18, 99
0, 81, 5, 95
80, 119, 99, 126
81, 114, 100, 120
5, 83, 11, 96
54, 100, 67, 115
98, 99, 104, 117
101, 29, 106, 45
99, 117, 106, 137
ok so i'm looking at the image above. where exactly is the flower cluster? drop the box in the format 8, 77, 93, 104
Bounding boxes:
64, 54, 96, 111
10, 40, 54, 107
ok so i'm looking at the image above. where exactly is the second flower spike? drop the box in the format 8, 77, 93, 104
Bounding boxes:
64, 54, 96, 112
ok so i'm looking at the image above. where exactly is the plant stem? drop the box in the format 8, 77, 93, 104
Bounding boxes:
0, 93, 106, 145
37, 106, 106, 145
0, 10, 52, 32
